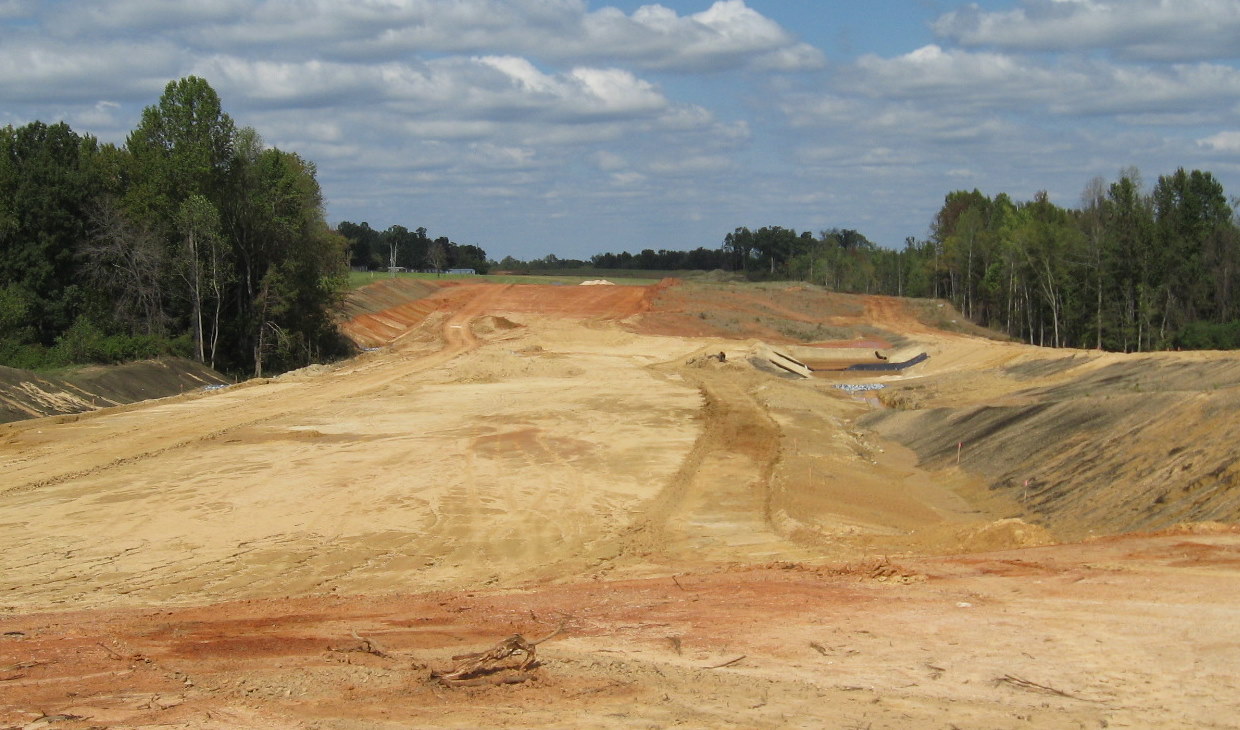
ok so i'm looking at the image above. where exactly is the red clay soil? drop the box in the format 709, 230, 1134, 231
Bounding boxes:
2, 529, 1237, 729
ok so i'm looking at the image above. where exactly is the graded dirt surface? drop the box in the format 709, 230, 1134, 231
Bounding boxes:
2, 279, 1238, 729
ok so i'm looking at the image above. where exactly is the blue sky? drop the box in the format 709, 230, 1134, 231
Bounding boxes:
3, 0, 1239, 260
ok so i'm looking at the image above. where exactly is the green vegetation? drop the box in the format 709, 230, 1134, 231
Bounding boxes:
920, 170, 1239, 351
0, 77, 348, 376
347, 270, 662, 289
337, 221, 489, 275
519, 168, 1239, 352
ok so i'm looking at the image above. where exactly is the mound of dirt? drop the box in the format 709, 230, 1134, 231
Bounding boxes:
922, 517, 1055, 553
471, 314, 523, 335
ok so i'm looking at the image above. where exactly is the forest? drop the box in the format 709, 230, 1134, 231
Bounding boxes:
0, 77, 348, 376
572, 169, 1239, 351
337, 221, 489, 274
5, 76, 1237, 375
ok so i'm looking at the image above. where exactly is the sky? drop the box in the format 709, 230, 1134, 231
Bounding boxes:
3, 0, 1240, 261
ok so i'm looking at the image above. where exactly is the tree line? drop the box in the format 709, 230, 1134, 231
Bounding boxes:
0, 76, 349, 376
925, 170, 1239, 351
565, 168, 1238, 351
7, 80, 1234, 371
337, 221, 489, 274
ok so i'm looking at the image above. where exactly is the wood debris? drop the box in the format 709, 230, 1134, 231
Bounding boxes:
994, 673, 1098, 701
328, 629, 391, 658
433, 624, 563, 686
705, 655, 745, 669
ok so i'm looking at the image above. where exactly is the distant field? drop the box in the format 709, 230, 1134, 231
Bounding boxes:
519, 267, 696, 280
347, 270, 666, 289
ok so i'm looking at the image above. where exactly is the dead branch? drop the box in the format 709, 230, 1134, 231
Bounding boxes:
530, 622, 565, 646
33, 713, 85, 724
96, 642, 126, 661
705, 655, 746, 669
438, 634, 539, 683
442, 671, 537, 687
1, 659, 42, 680
1, 661, 41, 673
350, 629, 390, 658
432, 622, 565, 685
994, 674, 1097, 701
328, 629, 391, 658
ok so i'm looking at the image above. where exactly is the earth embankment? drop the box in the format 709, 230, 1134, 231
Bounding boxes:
865, 350, 1240, 540
1, 277, 1237, 729
0, 357, 229, 424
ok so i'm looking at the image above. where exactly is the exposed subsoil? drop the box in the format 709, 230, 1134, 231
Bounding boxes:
1, 278, 1237, 729
0, 358, 229, 424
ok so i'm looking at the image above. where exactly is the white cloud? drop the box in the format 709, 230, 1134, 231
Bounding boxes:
178, 0, 822, 72
466, 142, 537, 170
647, 154, 732, 175
567, 67, 667, 116
1198, 130, 1240, 153
934, 0, 1240, 61
192, 54, 674, 125
73, 100, 122, 128
46, 0, 249, 36
610, 170, 648, 186
0, 38, 183, 102
849, 44, 1240, 118
3, 0, 1237, 258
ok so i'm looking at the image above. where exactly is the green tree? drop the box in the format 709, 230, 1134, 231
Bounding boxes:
1102, 171, 1155, 351
175, 194, 230, 366
1080, 177, 1109, 349
1152, 169, 1234, 340
240, 148, 346, 376
125, 76, 236, 225
0, 121, 102, 344
338, 220, 382, 270
426, 238, 448, 273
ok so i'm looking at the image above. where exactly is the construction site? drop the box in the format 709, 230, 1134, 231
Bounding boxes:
1, 277, 1238, 729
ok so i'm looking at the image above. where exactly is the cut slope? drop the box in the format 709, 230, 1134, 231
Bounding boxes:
0, 358, 229, 424
865, 349, 1240, 539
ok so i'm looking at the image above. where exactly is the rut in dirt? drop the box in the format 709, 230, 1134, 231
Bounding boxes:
619, 366, 795, 561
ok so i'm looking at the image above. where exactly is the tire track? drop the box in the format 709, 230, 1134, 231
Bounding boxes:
618, 367, 784, 561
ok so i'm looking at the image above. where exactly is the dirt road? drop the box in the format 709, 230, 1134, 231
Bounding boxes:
1, 279, 1237, 728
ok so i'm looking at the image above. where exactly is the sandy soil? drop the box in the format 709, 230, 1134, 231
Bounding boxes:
1, 279, 1238, 729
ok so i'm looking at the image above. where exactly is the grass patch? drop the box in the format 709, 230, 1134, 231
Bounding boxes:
347, 270, 664, 289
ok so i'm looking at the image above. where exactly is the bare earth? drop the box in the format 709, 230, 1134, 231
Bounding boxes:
2, 279, 1238, 729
